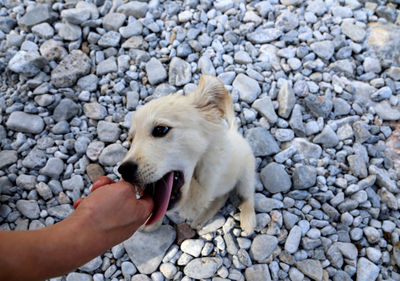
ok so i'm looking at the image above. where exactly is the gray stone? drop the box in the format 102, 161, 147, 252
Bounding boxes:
8, 51, 46, 77
39, 39, 67, 61
57, 23, 82, 41
98, 31, 121, 47
335, 242, 358, 260
333, 98, 351, 116
35, 182, 53, 200
214, 0, 234, 12
371, 86, 392, 102
245, 264, 272, 281
117, 1, 148, 18
16, 200, 40, 219
99, 143, 127, 166
83, 102, 107, 120
374, 100, 400, 121
61, 8, 91, 25
121, 261, 136, 276
0, 16, 16, 33
332, 6, 352, 18
274, 129, 294, 142
198, 215, 226, 235
289, 104, 306, 137
296, 259, 323, 281
48, 204, 74, 220
285, 225, 302, 254
77, 74, 99, 92
198, 55, 216, 76
18, 5, 52, 27
260, 162, 291, 193
97, 121, 120, 143
184, 257, 222, 279
0, 150, 18, 169
329, 59, 355, 76
310, 40, 334, 60
51, 50, 91, 88
40, 158, 64, 178
356, 257, 379, 281
96, 57, 118, 75
313, 126, 339, 148
146, 58, 167, 85
66, 272, 92, 281
250, 235, 278, 261
245, 127, 280, 157
181, 239, 204, 257
62, 175, 84, 191
234, 51, 252, 64
74, 136, 91, 155
293, 165, 316, 189
79, 257, 102, 273
304, 94, 333, 119
232, 74, 261, 103
32, 22, 54, 39
124, 225, 175, 274
103, 12, 126, 31
289, 138, 322, 159
278, 81, 296, 118
16, 174, 37, 190
276, 10, 299, 31
348, 154, 368, 179
247, 28, 282, 44
22, 149, 47, 169
120, 21, 143, 38
254, 193, 284, 213
169, 57, 191, 86
363, 226, 380, 244
52, 120, 70, 134
252, 96, 278, 124
53, 98, 80, 122
363, 57, 381, 73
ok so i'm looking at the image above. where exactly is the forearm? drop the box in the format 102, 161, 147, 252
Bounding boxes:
0, 210, 123, 281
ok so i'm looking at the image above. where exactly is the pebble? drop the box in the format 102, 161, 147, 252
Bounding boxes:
246, 127, 280, 157
278, 81, 296, 119
51, 50, 91, 88
252, 96, 278, 124
293, 165, 317, 189
18, 4, 52, 27
53, 99, 80, 122
0, 150, 18, 169
181, 239, 204, 258
310, 40, 335, 60
313, 126, 339, 148
233, 74, 261, 103
245, 264, 272, 281
168, 57, 191, 86
6, 111, 44, 134
8, 51, 47, 77
99, 143, 127, 166
117, 1, 149, 18
146, 58, 167, 85
183, 257, 222, 279
97, 121, 120, 143
247, 28, 282, 44
123, 225, 175, 274
260, 163, 292, 193
356, 257, 380, 281
16, 200, 40, 219
83, 102, 107, 120
285, 225, 302, 253
250, 235, 278, 261
296, 259, 323, 281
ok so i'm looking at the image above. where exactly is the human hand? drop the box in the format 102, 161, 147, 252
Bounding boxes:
73, 176, 154, 245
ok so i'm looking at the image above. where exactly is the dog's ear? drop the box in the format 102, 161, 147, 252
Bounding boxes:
190, 75, 234, 127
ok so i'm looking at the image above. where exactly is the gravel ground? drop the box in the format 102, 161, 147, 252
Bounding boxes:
1, 0, 400, 280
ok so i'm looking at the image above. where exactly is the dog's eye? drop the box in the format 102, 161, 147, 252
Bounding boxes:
152, 126, 171, 137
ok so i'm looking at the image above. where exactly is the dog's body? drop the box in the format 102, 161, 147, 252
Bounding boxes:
119, 75, 256, 233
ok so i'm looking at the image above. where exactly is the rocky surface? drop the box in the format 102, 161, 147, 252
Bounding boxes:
1, 0, 400, 280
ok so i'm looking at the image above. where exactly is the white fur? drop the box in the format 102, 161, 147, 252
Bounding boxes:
121, 75, 256, 233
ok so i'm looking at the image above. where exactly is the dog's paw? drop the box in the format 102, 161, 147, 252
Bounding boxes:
240, 211, 256, 234
240, 201, 256, 234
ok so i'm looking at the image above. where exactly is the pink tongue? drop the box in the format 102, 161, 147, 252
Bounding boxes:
145, 172, 174, 225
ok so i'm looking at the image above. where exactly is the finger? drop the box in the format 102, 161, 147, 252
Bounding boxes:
92, 176, 115, 192
73, 198, 84, 209
119, 180, 144, 197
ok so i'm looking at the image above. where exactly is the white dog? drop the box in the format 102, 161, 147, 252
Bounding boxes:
118, 75, 256, 233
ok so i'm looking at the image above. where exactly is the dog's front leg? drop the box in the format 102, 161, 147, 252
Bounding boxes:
190, 193, 229, 229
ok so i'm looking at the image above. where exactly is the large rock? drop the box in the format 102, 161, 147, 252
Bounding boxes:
232, 74, 261, 103
246, 127, 280, 157
356, 257, 380, 281
184, 257, 222, 279
260, 162, 292, 193
123, 225, 176, 274
8, 51, 47, 77
51, 50, 91, 88
18, 4, 52, 27
6, 111, 44, 134
117, 1, 149, 18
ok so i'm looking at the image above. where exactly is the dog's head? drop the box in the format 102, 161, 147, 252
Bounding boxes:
118, 75, 233, 225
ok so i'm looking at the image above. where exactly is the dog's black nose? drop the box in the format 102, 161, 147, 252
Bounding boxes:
118, 162, 138, 183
